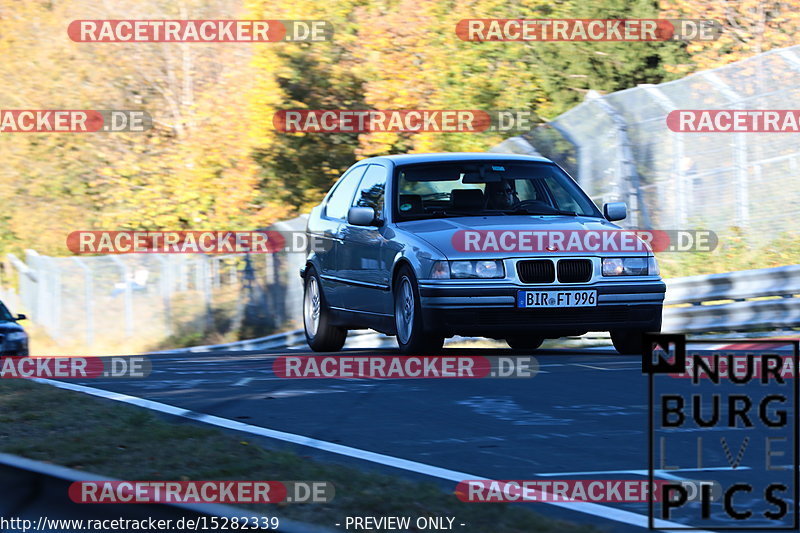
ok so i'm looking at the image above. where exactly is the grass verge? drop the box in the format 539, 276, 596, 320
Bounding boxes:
0, 379, 603, 533
657, 228, 800, 278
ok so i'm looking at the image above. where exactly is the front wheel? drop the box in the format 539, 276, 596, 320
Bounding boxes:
303, 267, 347, 352
610, 329, 646, 355
393, 266, 444, 354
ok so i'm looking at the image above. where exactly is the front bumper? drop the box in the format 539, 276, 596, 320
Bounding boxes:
419, 280, 664, 337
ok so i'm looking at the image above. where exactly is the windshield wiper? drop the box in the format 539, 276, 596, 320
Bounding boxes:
505, 207, 580, 216
399, 211, 470, 220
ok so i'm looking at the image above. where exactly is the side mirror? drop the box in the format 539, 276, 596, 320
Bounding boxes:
603, 202, 627, 221
16, 314, 26, 321
347, 206, 379, 226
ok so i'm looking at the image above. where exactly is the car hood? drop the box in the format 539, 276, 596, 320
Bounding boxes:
395, 215, 624, 259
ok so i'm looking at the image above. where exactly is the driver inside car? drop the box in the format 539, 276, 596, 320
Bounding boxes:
486, 180, 518, 210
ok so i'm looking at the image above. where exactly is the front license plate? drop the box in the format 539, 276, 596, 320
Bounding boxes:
516, 290, 597, 308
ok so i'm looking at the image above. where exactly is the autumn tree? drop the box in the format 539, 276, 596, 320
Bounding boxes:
0, 0, 289, 256
660, 0, 800, 72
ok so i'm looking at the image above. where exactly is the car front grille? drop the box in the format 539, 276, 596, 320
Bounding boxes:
557, 259, 592, 283
516, 260, 555, 283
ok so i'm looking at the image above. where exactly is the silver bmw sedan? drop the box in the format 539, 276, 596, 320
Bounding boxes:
300, 153, 664, 354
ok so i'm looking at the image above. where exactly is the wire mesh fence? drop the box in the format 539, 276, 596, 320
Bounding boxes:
0, 217, 307, 353
519, 44, 800, 238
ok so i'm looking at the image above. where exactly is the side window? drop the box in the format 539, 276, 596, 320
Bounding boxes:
325, 166, 367, 220
351, 164, 387, 215
515, 179, 544, 203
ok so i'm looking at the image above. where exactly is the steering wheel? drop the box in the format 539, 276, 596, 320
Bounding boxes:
510, 199, 554, 212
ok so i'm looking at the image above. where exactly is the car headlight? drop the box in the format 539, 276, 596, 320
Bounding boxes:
602, 257, 656, 276
648, 256, 660, 276
475, 260, 501, 278
431, 261, 451, 279
5, 332, 27, 342
447, 260, 505, 279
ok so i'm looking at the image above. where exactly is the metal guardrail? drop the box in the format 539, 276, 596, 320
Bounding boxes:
157, 329, 395, 354
665, 264, 800, 304
663, 265, 800, 333
156, 329, 308, 354
0, 453, 335, 533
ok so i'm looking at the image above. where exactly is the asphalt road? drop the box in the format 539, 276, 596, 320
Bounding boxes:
61, 340, 797, 533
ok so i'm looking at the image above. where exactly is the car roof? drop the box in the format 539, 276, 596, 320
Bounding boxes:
362, 152, 553, 166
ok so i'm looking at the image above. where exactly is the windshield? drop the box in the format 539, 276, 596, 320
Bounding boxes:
395, 161, 602, 220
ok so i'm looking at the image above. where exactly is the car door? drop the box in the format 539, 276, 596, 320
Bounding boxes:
316, 165, 367, 308
336, 163, 391, 315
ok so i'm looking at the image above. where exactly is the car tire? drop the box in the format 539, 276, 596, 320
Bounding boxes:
303, 266, 347, 352
506, 336, 544, 351
393, 265, 444, 354
610, 329, 646, 355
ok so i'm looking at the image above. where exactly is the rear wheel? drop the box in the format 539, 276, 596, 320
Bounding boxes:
303, 267, 347, 352
610, 329, 646, 355
506, 336, 544, 351
394, 265, 444, 354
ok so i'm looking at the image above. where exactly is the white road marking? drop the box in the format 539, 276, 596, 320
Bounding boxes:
33, 377, 713, 531
572, 363, 612, 370
539, 361, 640, 368
537, 466, 751, 477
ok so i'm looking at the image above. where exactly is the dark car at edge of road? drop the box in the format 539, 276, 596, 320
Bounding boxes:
0, 300, 28, 356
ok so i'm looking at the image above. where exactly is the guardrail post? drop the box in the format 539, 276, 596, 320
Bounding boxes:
53, 258, 62, 339
7, 253, 36, 320
25, 250, 44, 328
211, 257, 220, 289
194, 257, 203, 292
178, 257, 188, 291
703, 71, 750, 230
110, 256, 134, 338
155, 255, 172, 336
71, 257, 94, 347
201, 255, 212, 332
642, 84, 687, 227
585, 91, 650, 228
549, 123, 592, 193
